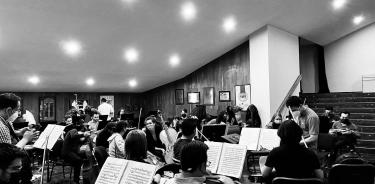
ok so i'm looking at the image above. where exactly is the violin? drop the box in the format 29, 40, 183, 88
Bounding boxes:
158, 111, 178, 164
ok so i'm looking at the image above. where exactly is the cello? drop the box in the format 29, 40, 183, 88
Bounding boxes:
158, 111, 178, 164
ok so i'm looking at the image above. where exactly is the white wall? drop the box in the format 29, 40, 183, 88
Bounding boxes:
250, 25, 300, 126
325, 23, 375, 92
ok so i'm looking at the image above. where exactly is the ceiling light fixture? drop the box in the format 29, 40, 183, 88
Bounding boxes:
181, 1, 197, 21
129, 79, 137, 87
169, 54, 181, 67
353, 15, 364, 25
60, 39, 82, 57
332, 0, 347, 10
28, 76, 40, 85
124, 48, 139, 63
222, 16, 237, 33
86, 78, 95, 86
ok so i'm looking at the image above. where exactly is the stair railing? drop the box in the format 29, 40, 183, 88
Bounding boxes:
271, 74, 302, 121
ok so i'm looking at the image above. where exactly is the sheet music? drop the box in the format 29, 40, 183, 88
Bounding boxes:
33, 124, 55, 149
46, 125, 65, 149
217, 143, 247, 178
239, 128, 261, 150
95, 157, 128, 184
205, 141, 223, 173
119, 160, 157, 184
258, 129, 280, 151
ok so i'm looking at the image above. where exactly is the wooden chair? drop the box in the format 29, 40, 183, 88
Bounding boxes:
272, 177, 323, 184
328, 164, 375, 184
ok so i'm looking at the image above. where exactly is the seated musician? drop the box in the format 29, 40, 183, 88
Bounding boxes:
124, 129, 158, 164
95, 122, 116, 149
173, 118, 197, 161
108, 121, 128, 158
0, 143, 26, 184
329, 112, 359, 157
265, 113, 282, 129
143, 116, 165, 159
261, 120, 323, 183
87, 112, 100, 133
158, 141, 234, 184
61, 120, 90, 184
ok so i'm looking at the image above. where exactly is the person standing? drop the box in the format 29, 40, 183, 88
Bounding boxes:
97, 98, 114, 121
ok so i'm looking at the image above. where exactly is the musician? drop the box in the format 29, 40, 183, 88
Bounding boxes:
108, 121, 127, 158
245, 104, 261, 127
143, 116, 165, 159
95, 122, 116, 149
262, 120, 323, 182
226, 106, 237, 125
97, 98, 114, 121
124, 129, 149, 163
319, 106, 338, 133
61, 121, 90, 183
87, 113, 100, 132
286, 96, 319, 150
117, 107, 126, 120
173, 118, 197, 161
0, 143, 25, 184
266, 113, 282, 129
181, 109, 188, 119
159, 141, 234, 184
10, 107, 37, 128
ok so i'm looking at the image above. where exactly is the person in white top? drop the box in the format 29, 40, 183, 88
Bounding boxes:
98, 98, 114, 121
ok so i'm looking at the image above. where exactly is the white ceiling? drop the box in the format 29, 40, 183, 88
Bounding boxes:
0, 0, 374, 92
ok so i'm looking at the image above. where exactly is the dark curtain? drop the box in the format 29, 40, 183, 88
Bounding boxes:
316, 46, 330, 93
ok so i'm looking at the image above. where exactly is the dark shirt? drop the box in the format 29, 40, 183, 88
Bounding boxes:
319, 116, 333, 133
265, 144, 320, 178
173, 138, 192, 160
62, 129, 85, 156
96, 130, 111, 148
145, 124, 164, 155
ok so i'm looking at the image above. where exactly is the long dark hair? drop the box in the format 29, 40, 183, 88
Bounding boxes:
246, 104, 261, 127
125, 130, 147, 162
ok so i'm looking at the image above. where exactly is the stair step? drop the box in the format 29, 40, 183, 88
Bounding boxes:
301, 92, 375, 98
358, 126, 375, 132
356, 147, 375, 154
357, 139, 375, 147
311, 107, 375, 114
358, 153, 375, 163
359, 132, 375, 140
306, 97, 375, 103
309, 102, 375, 108
310, 111, 375, 119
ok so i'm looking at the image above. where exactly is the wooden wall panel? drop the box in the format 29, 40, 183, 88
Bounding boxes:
141, 40, 250, 118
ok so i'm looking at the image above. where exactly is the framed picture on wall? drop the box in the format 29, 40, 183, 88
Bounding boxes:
187, 92, 200, 104
203, 87, 215, 105
235, 84, 251, 110
100, 95, 115, 107
219, 91, 231, 102
39, 97, 56, 122
175, 89, 184, 105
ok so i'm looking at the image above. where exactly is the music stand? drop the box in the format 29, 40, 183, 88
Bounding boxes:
201, 124, 228, 142
97, 115, 108, 130
120, 113, 134, 121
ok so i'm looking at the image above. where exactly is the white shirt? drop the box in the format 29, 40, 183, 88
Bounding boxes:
23, 110, 36, 125
98, 102, 114, 120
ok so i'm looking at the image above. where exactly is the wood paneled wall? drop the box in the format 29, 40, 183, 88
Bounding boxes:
13, 92, 141, 123
141, 41, 250, 118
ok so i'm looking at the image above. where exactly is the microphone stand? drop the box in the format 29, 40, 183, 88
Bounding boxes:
40, 135, 49, 184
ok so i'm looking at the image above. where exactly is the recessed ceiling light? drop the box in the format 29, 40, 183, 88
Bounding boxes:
122, 0, 136, 3
60, 39, 82, 57
181, 1, 197, 22
222, 16, 237, 33
129, 79, 137, 87
124, 48, 139, 63
332, 0, 347, 10
353, 15, 364, 25
28, 76, 40, 85
86, 78, 95, 86
169, 54, 180, 67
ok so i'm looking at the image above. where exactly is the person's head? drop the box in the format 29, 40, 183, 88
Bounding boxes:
103, 122, 117, 134
125, 130, 147, 161
0, 143, 25, 183
91, 113, 99, 122
180, 141, 209, 175
340, 118, 352, 126
100, 98, 107, 104
325, 106, 333, 115
0, 93, 21, 121
181, 118, 197, 138
285, 96, 303, 112
216, 111, 228, 123
114, 121, 128, 134
181, 109, 188, 118
340, 112, 350, 120
144, 116, 157, 131
119, 108, 125, 115
277, 120, 303, 146
271, 113, 282, 124
65, 115, 73, 125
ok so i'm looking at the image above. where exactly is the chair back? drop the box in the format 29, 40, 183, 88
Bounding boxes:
155, 163, 181, 176
272, 177, 323, 184
318, 133, 335, 151
328, 164, 375, 184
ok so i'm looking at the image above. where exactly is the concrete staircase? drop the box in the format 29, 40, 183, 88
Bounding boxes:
300, 92, 375, 162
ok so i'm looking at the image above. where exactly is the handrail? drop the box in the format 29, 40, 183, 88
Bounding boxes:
272, 74, 302, 118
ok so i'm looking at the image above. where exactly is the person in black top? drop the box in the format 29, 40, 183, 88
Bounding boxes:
226, 106, 237, 125
143, 116, 165, 159
173, 118, 197, 161
61, 121, 90, 183
245, 104, 261, 127
262, 120, 323, 182
319, 106, 337, 133
95, 122, 116, 149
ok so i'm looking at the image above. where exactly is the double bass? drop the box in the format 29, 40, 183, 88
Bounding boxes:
158, 111, 178, 164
